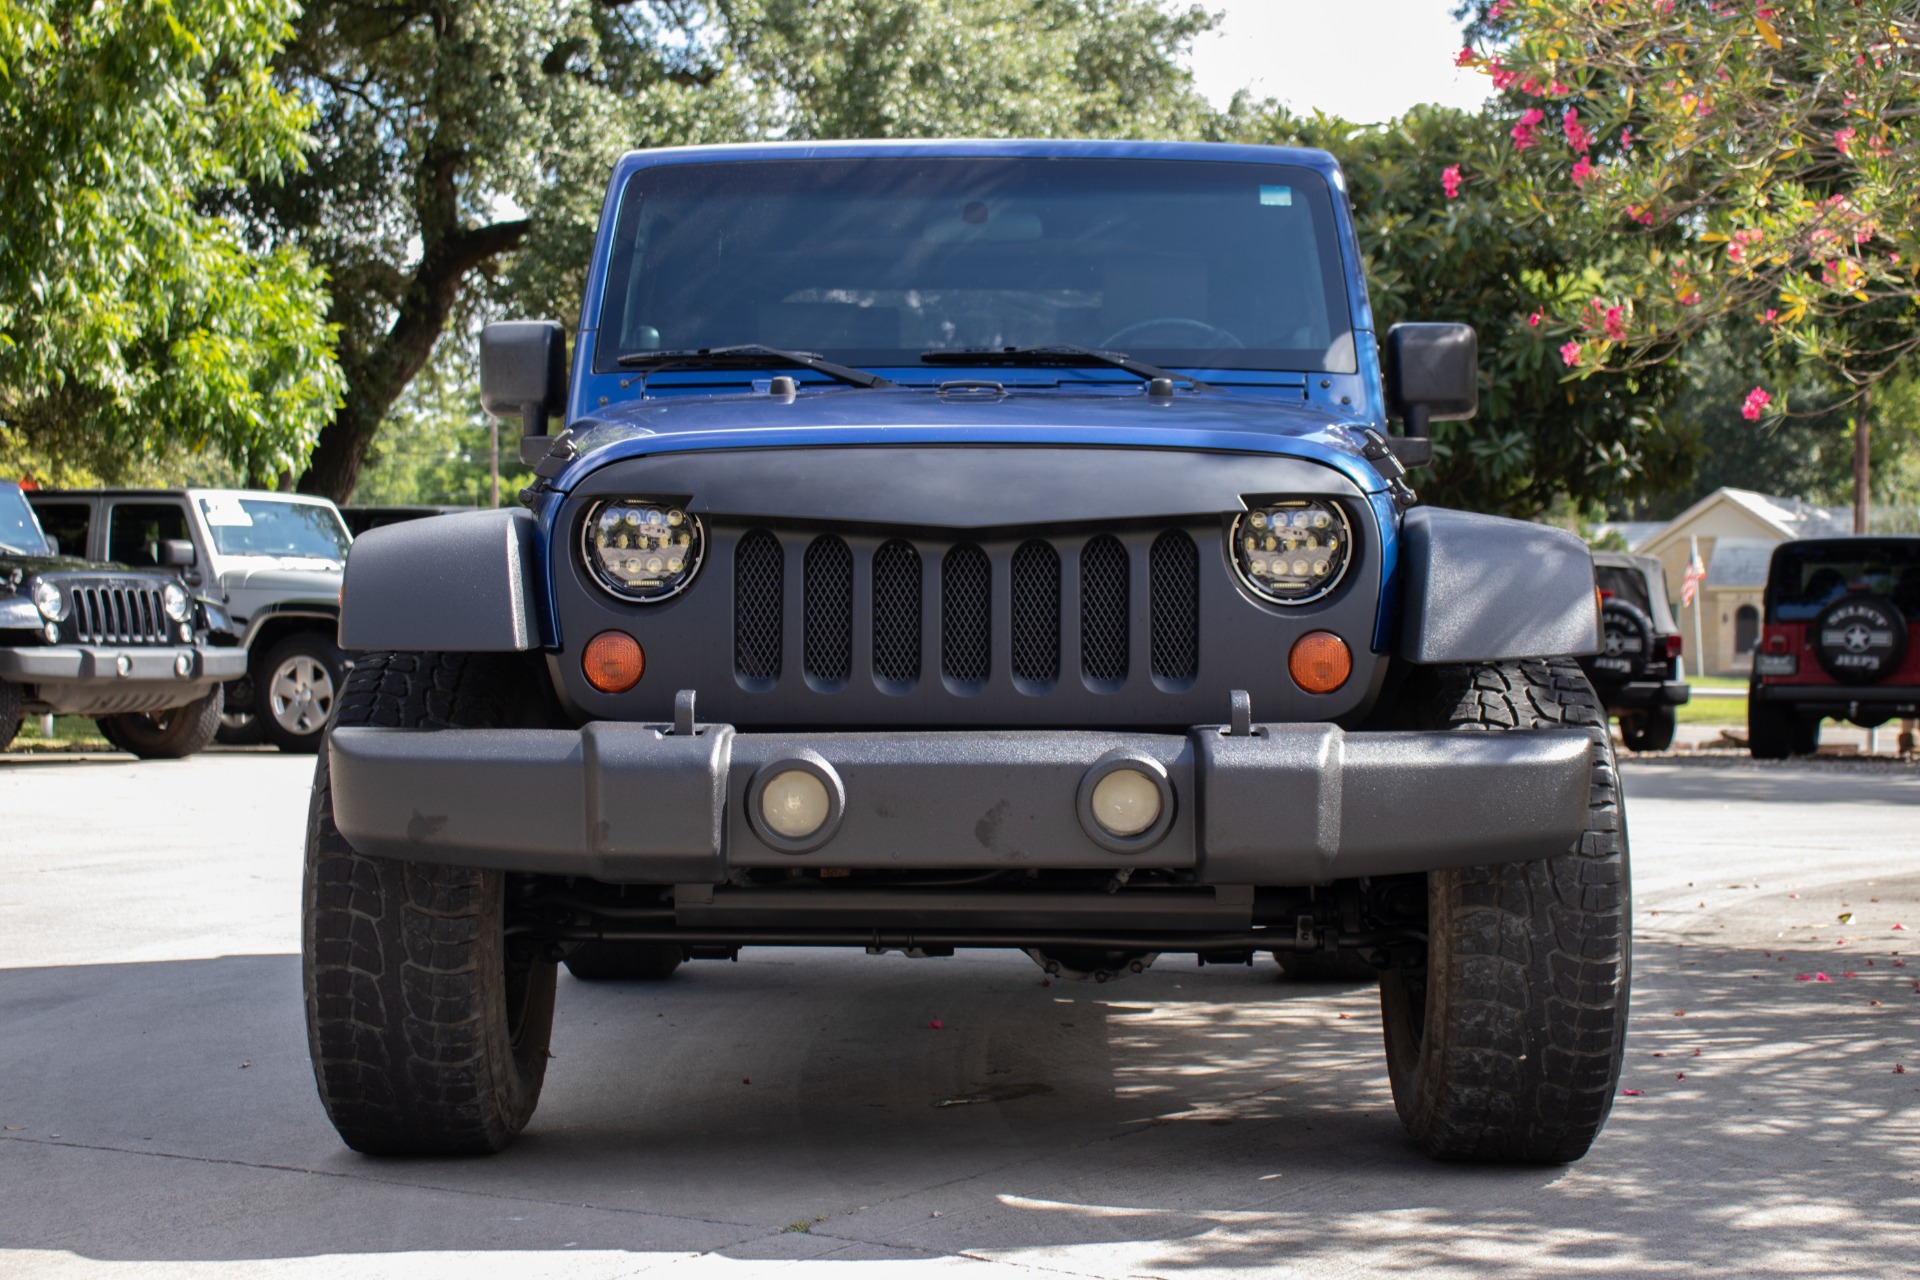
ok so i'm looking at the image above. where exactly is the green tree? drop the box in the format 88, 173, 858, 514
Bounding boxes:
352, 337, 532, 508
1456, 0, 1920, 409
256, 0, 1216, 502
1220, 103, 1687, 517
0, 0, 341, 486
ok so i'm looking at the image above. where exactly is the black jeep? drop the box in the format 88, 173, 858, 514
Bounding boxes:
1, 481, 246, 756
1580, 551, 1690, 753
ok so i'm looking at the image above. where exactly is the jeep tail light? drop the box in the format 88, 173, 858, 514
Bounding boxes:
1663, 635, 1683, 660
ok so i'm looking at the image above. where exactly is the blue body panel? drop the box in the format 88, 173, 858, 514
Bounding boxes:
543, 140, 1402, 656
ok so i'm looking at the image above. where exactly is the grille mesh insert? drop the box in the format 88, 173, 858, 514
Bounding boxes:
872, 539, 922, 685
941, 544, 991, 684
1149, 530, 1200, 681
803, 536, 853, 683
1010, 540, 1061, 684
733, 530, 784, 681
1080, 535, 1130, 683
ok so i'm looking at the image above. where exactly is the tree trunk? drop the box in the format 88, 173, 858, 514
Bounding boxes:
297, 218, 531, 504
1853, 388, 1871, 536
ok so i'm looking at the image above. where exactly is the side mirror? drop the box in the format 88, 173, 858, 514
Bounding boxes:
158, 539, 196, 568
1382, 322, 1478, 467
480, 320, 568, 466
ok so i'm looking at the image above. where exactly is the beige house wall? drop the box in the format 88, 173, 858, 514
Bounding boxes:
1641, 503, 1784, 678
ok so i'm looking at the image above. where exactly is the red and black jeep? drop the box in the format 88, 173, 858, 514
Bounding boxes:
1750, 536, 1920, 758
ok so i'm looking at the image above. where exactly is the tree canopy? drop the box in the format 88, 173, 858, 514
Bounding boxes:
1455, 0, 1920, 417
0, 0, 341, 486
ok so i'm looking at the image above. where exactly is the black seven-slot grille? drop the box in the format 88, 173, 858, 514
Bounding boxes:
67, 580, 171, 645
734, 528, 1200, 694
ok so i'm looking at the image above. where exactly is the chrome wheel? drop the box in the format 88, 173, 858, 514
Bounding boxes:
268, 654, 336, 736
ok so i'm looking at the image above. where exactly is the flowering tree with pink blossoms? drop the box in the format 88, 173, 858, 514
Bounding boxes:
1457, 0, 1920, 421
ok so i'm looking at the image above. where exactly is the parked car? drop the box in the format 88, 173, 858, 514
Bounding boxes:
340, 504, 473, 539
308, 140, 1627, 1164
1750, 535, 1920, 757
1, 481, 245, 756
28, 488, 351, 752
1580, 551, 1690, 752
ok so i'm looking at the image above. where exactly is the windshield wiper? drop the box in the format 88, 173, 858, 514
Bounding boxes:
616, 344, 892, 389
919, 344, 1212, 391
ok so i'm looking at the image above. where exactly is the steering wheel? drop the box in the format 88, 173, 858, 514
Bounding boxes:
1098, 317, 1245, 349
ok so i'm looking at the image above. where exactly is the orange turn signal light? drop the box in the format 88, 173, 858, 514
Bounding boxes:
1289, 631, 1351, 694
582, 631, 644, 693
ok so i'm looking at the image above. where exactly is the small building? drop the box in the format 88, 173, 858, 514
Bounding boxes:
1632, 488, 1852, 676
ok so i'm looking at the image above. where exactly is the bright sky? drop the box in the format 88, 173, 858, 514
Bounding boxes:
1185, 0, 1489, 123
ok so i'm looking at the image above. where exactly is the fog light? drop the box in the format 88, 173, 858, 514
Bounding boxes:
1289, 631, 1351, 694
178, 622, 193, 642
582, 631, 644, 693
43, 622, 59, 643
1090, 768, 1161, 837
175, 653, 193, 677
1076, 753, 1174, 852
747, 753, 845, 852
761, 770, 831, 840
115, 654, 132, 677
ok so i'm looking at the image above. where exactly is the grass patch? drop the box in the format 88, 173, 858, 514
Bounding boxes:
1675, 697, 1746, 726
7, 714, 113, 751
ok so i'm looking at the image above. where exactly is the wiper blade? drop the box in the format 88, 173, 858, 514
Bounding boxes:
616, 344, 891, 389
919, 344, 1212, 390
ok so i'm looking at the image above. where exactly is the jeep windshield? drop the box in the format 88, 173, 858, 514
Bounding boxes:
594, 157, 1355, 377
1767, 540, 1920, 621
196, 494, 350, 566
1, 485, 50, 555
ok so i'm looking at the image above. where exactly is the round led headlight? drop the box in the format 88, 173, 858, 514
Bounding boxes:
1230, 499, 1352, 604
31, 578, 67, 621
162, 582, 191, 622
582, 499, 705, 601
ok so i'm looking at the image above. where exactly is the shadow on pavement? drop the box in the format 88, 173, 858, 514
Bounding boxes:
1, 931, 1916, 1275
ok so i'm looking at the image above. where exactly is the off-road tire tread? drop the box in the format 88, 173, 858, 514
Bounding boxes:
0, 679, 20, 750
303, 651, 555, 1156
99, 686, 223, 759
1380, 658, 1630, 1163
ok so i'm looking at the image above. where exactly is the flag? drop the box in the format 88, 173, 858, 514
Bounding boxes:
1681, 543, 1706, 607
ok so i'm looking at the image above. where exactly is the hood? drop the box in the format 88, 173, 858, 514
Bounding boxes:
225, 564, 343, 595
3, 552, 140, 577
554, 386, 1390, 495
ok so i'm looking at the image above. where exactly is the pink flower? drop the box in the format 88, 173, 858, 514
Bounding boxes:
1455, 47, 1477, 68
1835, 128, 1857, 156
1511, 107, 1546, 151
1742, 387, 1772, 421
1559, 341, 1582, 367
1489, 0, 1509, 16
1603, 306, 1627, 341
1442, 164, 1463, 199
1762, 309, 1779, 324
1620, 127, 1633, 151
1528, 312, 1543, 327
1489, 59, 1520, 91
1571, 156, 1596, 187
1563, 107, 1592, 153
1728, 243, 1746, 264
1677, 290, 1700, 306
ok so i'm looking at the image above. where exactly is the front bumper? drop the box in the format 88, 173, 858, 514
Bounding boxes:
0, 644, 247, 715
1598, 679, 1690, 710
328, 721, 1595, 887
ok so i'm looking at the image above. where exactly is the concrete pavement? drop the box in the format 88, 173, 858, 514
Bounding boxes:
1, 752, 1916, 1279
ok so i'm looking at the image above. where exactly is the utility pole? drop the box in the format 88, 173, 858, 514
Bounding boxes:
1853, 387, 1871, 535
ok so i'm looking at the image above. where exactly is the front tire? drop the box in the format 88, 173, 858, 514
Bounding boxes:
303, 651, 557, 1156
1619, 707, 1676, 753
0, 680, 20, 750
258, 633, 346, 754
97, 686, 223, 759
1378, 660, 1631, 1163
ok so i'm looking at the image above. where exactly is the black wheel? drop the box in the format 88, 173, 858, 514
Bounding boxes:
0, 680, 20, 750
304, 651, 557, 1156
1274, 950, 1377, 983
1750, 698, 1818, 758
257, 633, 346, 753
215, 677, 264, 745
1618, 707, 1675, 753
97, 686, 223, 759
1378, 660, 1631, 1163
564, 942, 684, 982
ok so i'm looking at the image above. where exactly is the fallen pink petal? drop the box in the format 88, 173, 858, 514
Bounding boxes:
1622, 1089, 1643, 1097
928, 1019, 944, 1030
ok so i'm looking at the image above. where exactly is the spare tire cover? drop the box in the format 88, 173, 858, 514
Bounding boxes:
1812, 593, 1909, 684
1594, 599, 1654, 678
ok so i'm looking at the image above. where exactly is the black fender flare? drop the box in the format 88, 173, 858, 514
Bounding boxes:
338, 509, 542, 652
1397, 507, 1600, 664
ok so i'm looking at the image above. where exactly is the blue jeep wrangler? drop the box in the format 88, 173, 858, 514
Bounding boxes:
307, 141, 1626, 1163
